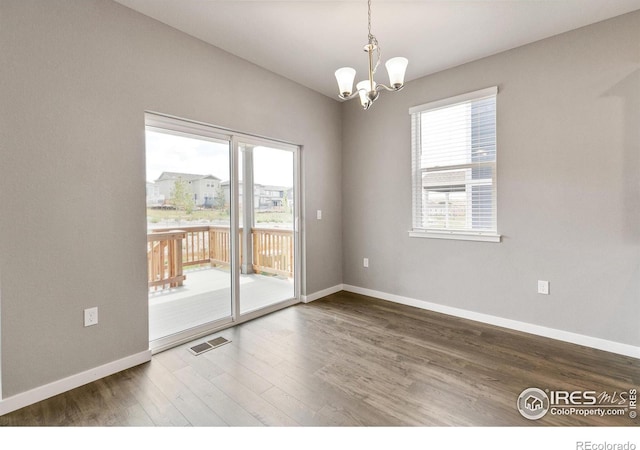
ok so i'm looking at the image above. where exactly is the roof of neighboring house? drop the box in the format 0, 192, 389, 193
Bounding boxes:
422, 170, 467, 187
261, 185, 292, 191
155, 172, 220, 182
219, 181, 290, 191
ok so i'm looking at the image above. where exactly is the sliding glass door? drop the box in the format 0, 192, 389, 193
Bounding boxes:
145, 114, 299, 350
145, 124, 233, 345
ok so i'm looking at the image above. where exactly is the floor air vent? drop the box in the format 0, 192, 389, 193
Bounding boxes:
189, 337, 231, 355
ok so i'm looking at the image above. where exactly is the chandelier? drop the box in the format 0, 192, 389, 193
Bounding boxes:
334, 0, 408, 110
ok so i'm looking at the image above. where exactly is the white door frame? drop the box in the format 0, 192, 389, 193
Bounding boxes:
231, 135, 301, 321
145, 112, 301, 353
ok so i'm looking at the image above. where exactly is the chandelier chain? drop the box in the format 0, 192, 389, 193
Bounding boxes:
367, 0, 380, 76
367, 0, 373, 41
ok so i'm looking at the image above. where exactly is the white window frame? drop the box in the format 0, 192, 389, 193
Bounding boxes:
409, 86, 501, 243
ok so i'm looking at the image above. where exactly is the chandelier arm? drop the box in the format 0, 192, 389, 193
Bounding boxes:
338, 92, 361, 101
337, 83, 405, 101
375, 83, 404, 93
338, 86, 370, 101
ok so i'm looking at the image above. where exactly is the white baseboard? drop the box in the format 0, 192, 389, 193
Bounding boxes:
342, 284, 640, 359
302, 284, 344, 303
0, 349, 152, 416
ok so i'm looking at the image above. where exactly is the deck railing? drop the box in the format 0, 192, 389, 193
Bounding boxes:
252, 228, 294, 278
147, 230, 186, 290
147, 225, 293, 291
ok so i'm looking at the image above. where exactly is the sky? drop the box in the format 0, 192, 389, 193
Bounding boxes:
145, 130, 294, 187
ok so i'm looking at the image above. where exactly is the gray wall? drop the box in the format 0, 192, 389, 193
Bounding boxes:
342, 11, 640, 347
1, 0, 638, 402
0, 0, 342, 397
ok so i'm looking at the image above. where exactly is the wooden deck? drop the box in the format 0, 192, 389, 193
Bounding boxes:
149, 267, 294, 341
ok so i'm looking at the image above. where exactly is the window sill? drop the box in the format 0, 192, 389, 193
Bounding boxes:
408, 230, 501, 243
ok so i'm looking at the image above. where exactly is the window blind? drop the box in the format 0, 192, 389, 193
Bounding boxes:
410, 87, 498, 238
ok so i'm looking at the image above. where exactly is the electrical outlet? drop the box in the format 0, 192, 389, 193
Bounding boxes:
84, 307, 98, 327
317, 210, 322, 220
537, 280, 550, 295
363, 258, 369, 268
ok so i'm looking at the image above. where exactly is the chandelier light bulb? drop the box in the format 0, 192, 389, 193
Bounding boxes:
385, 57, 408, 89
357, 80, 376, 109
335, 67, 357, 97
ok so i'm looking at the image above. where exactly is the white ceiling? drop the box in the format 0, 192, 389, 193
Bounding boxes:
114, 0, 640, 99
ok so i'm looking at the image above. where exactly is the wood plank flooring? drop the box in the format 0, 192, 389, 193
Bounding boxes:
1, 291, 638, 426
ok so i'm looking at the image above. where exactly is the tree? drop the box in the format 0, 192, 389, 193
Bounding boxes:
214, 186, 226, 211
283, 191, 292, 216
170, 178, 194, 215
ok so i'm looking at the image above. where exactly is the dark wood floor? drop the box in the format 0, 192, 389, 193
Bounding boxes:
1, 291, 638, 426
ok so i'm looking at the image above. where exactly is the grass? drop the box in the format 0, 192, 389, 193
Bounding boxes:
147, 208, 228, 224
147, 208, 293, 225
254, 210, 293, 224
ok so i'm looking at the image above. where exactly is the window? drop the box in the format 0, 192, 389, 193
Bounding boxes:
409, 86, 500, 242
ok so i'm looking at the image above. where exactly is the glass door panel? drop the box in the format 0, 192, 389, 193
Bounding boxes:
145, 129, 232, 342
238, 142, 296, 314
